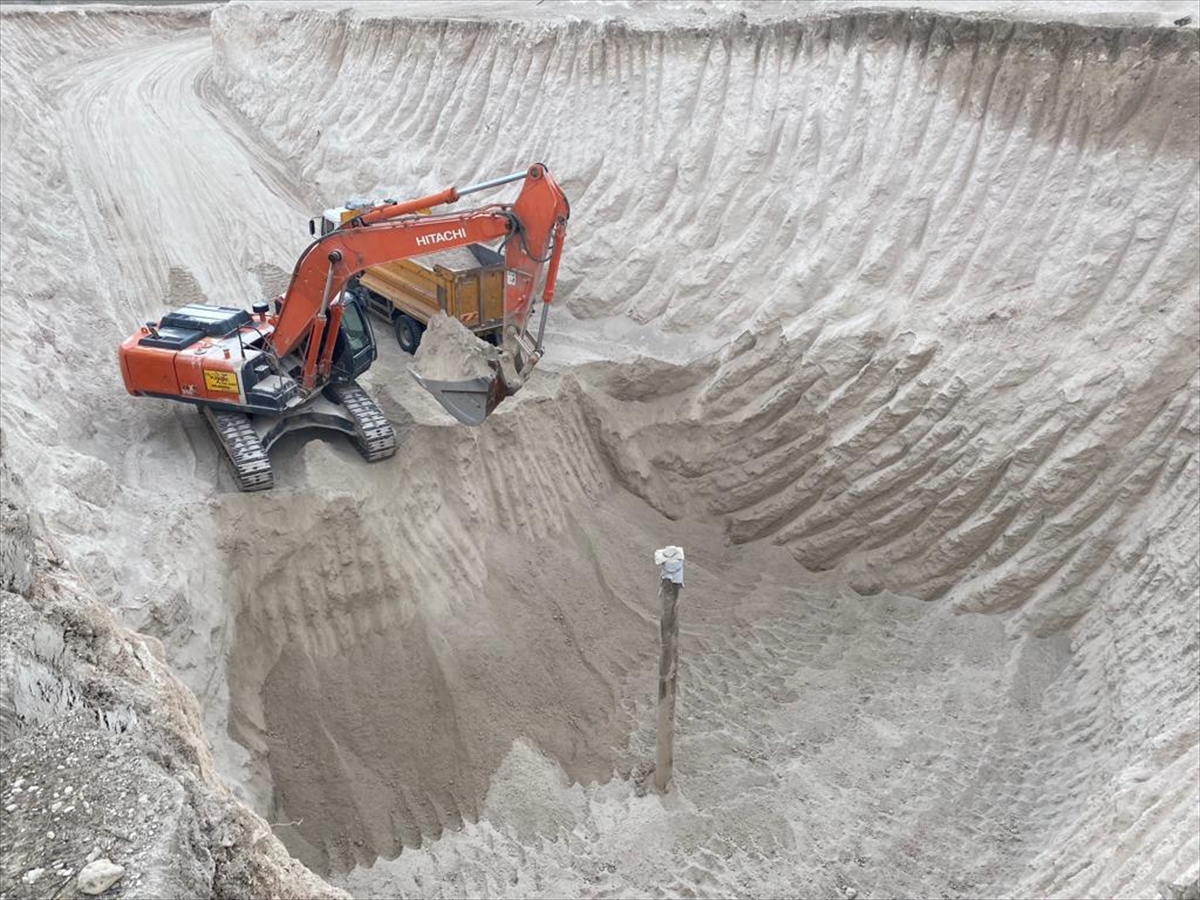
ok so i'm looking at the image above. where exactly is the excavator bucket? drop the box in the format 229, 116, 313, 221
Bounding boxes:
411, 366, 510, 426
409, 306, 546, 426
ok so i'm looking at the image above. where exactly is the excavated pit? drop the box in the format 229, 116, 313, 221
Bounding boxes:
1, 2, 1198, 899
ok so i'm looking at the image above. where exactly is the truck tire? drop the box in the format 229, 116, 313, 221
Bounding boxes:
394, 314, 424, 354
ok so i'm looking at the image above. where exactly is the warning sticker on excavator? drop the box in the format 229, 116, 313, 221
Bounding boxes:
204, 370, 239, 394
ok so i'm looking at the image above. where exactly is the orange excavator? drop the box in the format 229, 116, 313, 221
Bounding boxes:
119, 164, 569, 491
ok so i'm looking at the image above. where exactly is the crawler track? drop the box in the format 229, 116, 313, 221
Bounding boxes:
329, 383, 397, 462
203, 408, 273, 492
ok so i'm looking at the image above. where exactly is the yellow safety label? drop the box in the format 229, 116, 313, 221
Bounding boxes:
204, 370, 239, 394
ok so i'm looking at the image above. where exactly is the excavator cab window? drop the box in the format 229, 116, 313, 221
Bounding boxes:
330, 295, 377, 381
342, 301, 371, 356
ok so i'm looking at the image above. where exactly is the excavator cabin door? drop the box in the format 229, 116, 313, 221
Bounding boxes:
329, 293, 378, 382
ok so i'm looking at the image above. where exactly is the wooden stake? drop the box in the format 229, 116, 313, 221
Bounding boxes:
655, 577, 681, 793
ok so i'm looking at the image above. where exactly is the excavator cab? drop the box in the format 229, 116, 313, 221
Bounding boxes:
330, 293, 378, 382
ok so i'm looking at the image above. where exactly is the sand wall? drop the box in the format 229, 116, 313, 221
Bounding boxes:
214, 388, 652, 874
212, 5, 1198, 331
209, 4, 1199, 623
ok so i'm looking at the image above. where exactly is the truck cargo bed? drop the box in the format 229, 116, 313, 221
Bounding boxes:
355, 243, 506, 338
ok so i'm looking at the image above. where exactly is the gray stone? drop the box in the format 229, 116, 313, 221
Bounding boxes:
77, 859, 125, 895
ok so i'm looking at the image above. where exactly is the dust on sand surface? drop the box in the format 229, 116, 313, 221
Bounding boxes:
1, 1, 1197, 899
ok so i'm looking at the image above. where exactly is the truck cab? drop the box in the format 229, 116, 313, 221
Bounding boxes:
308, 207, 354, 238
308, 198, 391, 238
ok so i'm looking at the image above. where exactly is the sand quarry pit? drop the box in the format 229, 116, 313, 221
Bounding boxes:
1, 1, 1198, 898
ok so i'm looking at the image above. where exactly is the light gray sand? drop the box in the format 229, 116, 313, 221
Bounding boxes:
1, 2, 1196, 898
411, 311, 501, 382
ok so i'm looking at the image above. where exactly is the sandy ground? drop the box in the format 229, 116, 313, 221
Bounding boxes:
1, 1, 1198, 899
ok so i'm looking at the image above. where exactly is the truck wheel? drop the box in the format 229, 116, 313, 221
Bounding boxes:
394, 315, 424, 354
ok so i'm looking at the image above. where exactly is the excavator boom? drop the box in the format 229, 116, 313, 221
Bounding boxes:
272, 164, 568, 422
273, 210, 508, 360
273, 164, 568, 362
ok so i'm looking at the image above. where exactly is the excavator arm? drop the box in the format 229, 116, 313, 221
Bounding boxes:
270, 164, 570, 413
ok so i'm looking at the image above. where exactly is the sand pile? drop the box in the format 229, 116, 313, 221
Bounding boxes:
1, 2, 1197, 899
411, 311, 501, 382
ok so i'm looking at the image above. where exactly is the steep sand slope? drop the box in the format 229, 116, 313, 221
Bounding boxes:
0, 461, 344, 899
212, 5, 1199, 626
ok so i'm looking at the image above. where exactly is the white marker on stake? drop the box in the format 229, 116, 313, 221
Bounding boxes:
654, 545, 684, 793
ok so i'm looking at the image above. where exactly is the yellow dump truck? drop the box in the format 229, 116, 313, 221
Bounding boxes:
309, 204, 506, 353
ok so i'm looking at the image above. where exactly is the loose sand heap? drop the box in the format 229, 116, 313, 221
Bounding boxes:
1, 1, 1198, 899
411, 311, 501, 382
